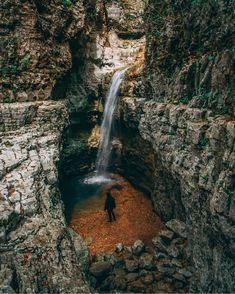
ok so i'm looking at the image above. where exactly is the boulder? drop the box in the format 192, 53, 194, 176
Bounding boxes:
159, 229, 175, 244
93, 253, 117, 265
178, 268, 193, 278
153, 271, 164, 281
155, 252, 168, 260
139, 269, 149, 277
125, 259, 139, 272
115, 243, 124, 253
111, 276, 127, 291
167, 245, 180, 258
126, 273, 139, 283
157, 265, 175, 276
171, 259, 183, 268
89, 261, 112, 279
141, 273, 153, 285
173, 272, 187, 283
113, 268, 126, 279
165, 219, 187, 239
139, 253, 154, 270
100, 275, 113, 291
132, 240, 145, 256
127, 279, 146, 293
152, 236, 168, 253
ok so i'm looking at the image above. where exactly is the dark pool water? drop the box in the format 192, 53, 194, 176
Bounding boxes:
60, 172, 118, 222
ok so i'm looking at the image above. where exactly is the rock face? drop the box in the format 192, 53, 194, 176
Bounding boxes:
119, 0, 235, 292
1, 0, 234, 293
144, 0, 235, 115
0, 0, 84, 103
139, 102, 235, 292
59, 0, 146, 179
0, 102, 89, 292
0, 1, 90, 291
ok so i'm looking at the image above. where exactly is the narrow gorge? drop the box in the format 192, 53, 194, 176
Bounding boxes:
0, 0, 234, 293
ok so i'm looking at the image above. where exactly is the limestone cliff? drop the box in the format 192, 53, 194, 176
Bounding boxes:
120, 0, 235, 292
0, 102, 89, 292
0, 0, 89, 292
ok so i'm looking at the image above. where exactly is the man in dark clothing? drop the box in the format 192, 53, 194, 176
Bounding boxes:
104, 190, 116, 222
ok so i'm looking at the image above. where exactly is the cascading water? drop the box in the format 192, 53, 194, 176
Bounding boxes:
96, 68, 126, 173
84, 68, 127, 184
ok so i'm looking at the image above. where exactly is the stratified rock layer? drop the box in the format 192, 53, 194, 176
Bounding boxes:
139, 102, 235, 292
0, 102, 89, 293
120, 0, 235, 292
0, 0, 92, 292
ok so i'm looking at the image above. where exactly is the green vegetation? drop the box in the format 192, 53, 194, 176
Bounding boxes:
221, 106, 230, 114
155, 31, 160, 39
180, 96, 190, 105
191, 0, 201, 6
198, 90, 212, 104
208, 54, 214, 61
179, 143, 187, 151
169, 129, 176, 136
184, 128, 188, 136
226, 188, 233, 197
20, 54, 31, 70
0, 64, 18, 75
198, 135, 207, 148
0, 54, 31, 77
202, 175, 209, 183
191, 0, 220, 7
62, 0, 72, 6
52, 50, 63, 58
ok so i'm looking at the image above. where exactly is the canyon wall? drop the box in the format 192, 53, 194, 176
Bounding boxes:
1, 0, 234, 292
0, 1, 89, 292
0, 0, 146, 291
120, 0, 235, 292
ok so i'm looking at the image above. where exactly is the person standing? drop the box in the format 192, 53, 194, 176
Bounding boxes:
104, 190, 116, 222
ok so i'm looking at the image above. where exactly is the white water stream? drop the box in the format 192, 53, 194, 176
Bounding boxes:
84, 68, 127, 184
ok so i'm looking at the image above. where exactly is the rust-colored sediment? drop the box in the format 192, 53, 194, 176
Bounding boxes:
70, 177, 164, 255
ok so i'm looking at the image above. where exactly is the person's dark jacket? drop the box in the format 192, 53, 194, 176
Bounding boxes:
104, 192, 116, 211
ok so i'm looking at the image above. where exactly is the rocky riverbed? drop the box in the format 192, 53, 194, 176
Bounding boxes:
87, 220, 192, 293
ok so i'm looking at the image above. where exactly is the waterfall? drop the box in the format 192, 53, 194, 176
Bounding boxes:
83, 68, 126, 184
96, 68, 126, 173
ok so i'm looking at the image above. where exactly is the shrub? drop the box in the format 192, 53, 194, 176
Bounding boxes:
198, 136, 207, 148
